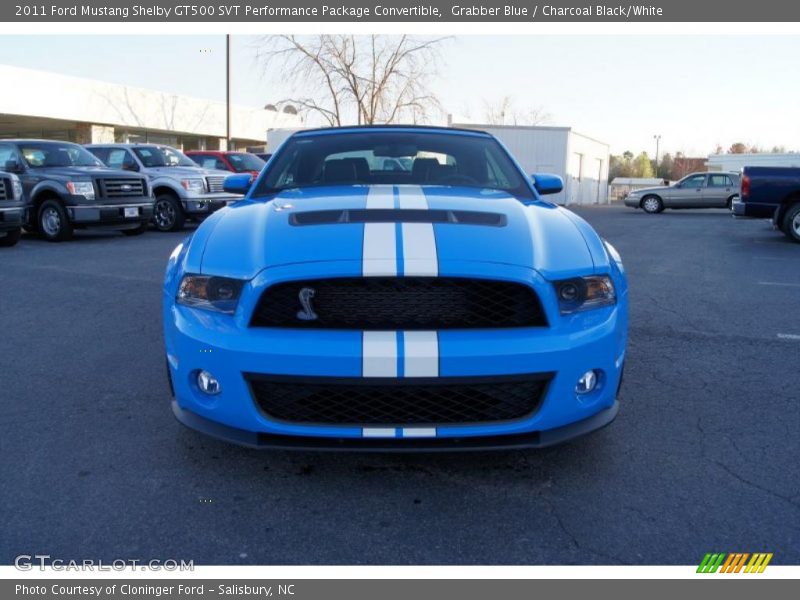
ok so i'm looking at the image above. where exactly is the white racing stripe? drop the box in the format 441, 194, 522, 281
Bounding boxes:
362, 222, 396, 276
403, 331, 439, 377
362, 428, 396, 438
398, 185, 438, 276
402, 428, 437, 438
397, 185, 429, 209
366, 184, 395, 209
402, 223, 438, 276
362, 331, 398, 377
363, 185, 397, 276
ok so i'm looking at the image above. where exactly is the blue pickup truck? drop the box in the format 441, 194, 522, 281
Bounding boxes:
733, 166, 800, 242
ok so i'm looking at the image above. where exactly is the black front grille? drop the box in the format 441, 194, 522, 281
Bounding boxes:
247, 374, 551, 426
251, 277, 547, 330
98, 178, 145, 198
0, 177, 9, 201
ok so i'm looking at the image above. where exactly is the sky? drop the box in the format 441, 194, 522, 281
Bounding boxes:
1, 34, 800, 156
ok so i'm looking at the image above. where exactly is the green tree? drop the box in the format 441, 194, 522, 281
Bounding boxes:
657, 153, 674, 180
609, 151, 637, 180
633, 152, 654, 178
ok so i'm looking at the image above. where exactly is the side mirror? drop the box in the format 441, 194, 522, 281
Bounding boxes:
222, 173, 252, 196
123, 162, 140, 172
4, 159, 23, 173
531, 173, 563, 195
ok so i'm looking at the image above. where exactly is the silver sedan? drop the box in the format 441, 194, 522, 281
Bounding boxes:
624, 172, 740, 214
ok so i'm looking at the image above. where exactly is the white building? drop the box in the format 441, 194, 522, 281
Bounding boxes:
0, 65, 302, 151
451, 122, 610, 205
706, 153, 800, 172
265, 128, 305, 153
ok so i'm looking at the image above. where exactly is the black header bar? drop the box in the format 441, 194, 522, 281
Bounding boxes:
3, 1, 797, 22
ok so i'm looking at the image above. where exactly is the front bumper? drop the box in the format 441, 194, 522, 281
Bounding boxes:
0, 205, 25, 231
163, 263, 627, 449
68, 198, 154, 226
182, 194, 241, 216
623, 196, 640, 208
171, 397, 620, 451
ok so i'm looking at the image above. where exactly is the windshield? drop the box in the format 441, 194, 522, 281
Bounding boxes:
20, 142, 105, 168
227, 153, 266, 172
132, 146, 197, 168
253, 131, 532, 200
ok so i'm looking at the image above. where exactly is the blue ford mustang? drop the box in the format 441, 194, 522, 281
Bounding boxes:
163, 126, 628, 450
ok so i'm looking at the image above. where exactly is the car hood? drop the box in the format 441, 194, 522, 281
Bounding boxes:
187, 185, 604, 281
33, 166, 140, 179
628, 185, 669, 195
145, 166, 230, 178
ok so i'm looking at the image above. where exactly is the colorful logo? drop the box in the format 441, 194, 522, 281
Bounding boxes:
697, 552, 773, 573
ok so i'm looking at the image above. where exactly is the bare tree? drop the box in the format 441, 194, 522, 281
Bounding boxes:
255, 35, 449, 126
483, 96, 551, 126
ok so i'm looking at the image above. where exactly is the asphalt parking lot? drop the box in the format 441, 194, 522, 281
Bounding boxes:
1, 204, 798, 565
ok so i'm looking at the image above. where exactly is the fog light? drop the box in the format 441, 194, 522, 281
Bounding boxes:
197, 370, 220, 395
576, 370, 599, 394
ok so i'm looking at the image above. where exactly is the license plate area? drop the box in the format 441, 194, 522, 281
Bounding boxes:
124, 207, 139, 218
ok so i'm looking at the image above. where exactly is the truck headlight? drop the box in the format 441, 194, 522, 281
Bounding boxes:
11, 176, 22, 200
66, 180, 95, 200
181, 178, 206, 194
177, 275, 245, 314
555, 275, 616, 314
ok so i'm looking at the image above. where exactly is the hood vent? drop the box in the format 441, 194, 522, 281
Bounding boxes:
289, 208, 507, 227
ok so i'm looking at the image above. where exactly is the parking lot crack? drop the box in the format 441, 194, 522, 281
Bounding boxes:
541, 495, 624, 564
712, 460, 800, 512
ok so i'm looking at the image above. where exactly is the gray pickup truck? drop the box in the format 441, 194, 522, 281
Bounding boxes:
86, 144, 242, 232
0, 140, 154, 241
0, 170, 26, 247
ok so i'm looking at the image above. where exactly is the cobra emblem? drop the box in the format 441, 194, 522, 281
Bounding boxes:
296, 287, 318, 321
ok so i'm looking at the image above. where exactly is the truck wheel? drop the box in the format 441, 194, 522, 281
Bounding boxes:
0, 228, 21, 247
153, 194, 185, 232
122, 222, 148, 236
782, 203, 800, 243
38, 200, 73, 242
641, 195, 663, 214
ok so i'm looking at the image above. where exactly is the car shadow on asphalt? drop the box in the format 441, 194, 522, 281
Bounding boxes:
172, 423, 615, 483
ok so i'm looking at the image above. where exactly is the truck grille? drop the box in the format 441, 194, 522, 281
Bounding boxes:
250, 277, 548, 330
247, 374, 552, 426
206, 175, 226, 193
97, 178, 145, 198
0, 177, 10, 201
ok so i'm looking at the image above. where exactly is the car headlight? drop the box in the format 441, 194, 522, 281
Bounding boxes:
177, 275, 245, 314
10, 175, 22, 200
555, 275, 616, 314
181, 178, 206, 193
66, 180, 95, 200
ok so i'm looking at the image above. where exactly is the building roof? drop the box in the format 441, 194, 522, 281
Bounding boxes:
452, 122, 609, 147
706, 152, 800, 167
0, 64, 301, 142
